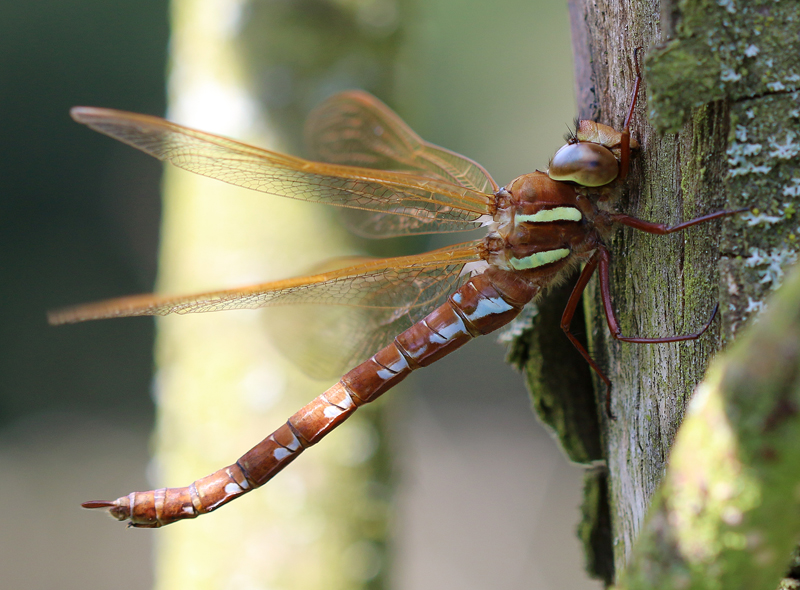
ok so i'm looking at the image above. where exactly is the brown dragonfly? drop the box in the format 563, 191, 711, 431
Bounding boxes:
51, 57, 735, 528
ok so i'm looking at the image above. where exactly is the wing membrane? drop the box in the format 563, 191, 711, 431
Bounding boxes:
71, 107, 492, 234
48, 242, 484, 325
265, 259, 476, 379
306, 91, 499, 193
305, 91, 499, 237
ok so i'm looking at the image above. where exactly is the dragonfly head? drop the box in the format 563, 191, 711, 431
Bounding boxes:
547, 120, 639, 188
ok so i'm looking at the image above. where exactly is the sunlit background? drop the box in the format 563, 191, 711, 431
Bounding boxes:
0, 0, 599, 588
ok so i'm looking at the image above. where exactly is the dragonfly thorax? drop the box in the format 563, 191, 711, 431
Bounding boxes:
485, 171, 601, 279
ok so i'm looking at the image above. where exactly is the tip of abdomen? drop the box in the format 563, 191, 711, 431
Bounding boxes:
81, 496, 146, 525
81, 500, 117, 509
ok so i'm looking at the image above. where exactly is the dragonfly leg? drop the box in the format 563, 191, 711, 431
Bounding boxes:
595, 246, 718, 345
609, 207, 748, 235
564, 244, 720, 419
560, 250, 616, 418
618, 47, 643, 181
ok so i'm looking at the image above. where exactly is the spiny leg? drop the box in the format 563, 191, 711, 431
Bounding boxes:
594, 247, 719, 345
609, 208, 748, 235
560, 250, 615, 418
602, 185, 744, 344
560, 245, 720, 419
618, 47, 643, 181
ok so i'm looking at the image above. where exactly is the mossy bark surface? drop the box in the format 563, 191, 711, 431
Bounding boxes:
620, 261, 800, 590
527, 0, 800, 582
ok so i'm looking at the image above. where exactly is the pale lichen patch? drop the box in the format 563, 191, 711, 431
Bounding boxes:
744, 246, 798, 289
721, 66, 743, 83
767, 131, 800, 160
735, 125, 748, 141
727, 139, 772, 176
784, 178, 800, 197
744, 44, 759, 58
740, 210, 783, 226
745, 297, 765, 315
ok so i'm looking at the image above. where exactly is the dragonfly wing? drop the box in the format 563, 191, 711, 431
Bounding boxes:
71, 107, 491, 233
50, 241, 484, 379
334, 206, 484, 238
48, 241, 485, 324
265, 274, 470, 380
306, 91, 499, 193
305, 91, 499, 238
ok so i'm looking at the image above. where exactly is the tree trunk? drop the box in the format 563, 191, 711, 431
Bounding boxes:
533, 0, 800, 582
621, 261, 800, 588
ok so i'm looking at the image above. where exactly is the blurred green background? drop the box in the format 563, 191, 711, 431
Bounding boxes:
1, 0, 167, 425
0, 1, 591, 589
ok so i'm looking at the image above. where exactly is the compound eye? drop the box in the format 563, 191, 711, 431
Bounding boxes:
548, 142, 619, 187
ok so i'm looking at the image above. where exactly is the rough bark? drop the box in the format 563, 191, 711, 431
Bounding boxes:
517, 0, 800, 582
620, 260, 800, 589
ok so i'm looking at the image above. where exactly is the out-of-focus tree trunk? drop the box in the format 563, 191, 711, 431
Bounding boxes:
515, 0, 800, 583
152, 2, 402, 588
620, 260, 800, 587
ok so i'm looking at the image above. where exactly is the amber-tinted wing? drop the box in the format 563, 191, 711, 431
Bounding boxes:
265, 269, 474, 379
306, 91, 498, 193
50, 242, 484, 378
71, 107, 492, 234
48, 241, 484, 325
306, 91, 499, 237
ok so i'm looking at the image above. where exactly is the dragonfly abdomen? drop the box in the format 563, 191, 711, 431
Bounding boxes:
84, 270, 537, 527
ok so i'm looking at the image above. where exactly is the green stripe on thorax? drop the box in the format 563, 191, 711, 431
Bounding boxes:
509, 248, 571, 270
515, 207, 582, 224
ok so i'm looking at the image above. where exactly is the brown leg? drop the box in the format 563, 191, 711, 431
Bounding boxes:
562, 245, 720, 419
595, 247, 719, 344
560, 250, 615, 418
609, 208, 747, 235
618, 47, 643, 181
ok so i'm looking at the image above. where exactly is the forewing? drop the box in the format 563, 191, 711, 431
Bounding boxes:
71, 107, 491, 234
305, 91, 498, 237
306, 91, 499, 193
48, 241, 485, 325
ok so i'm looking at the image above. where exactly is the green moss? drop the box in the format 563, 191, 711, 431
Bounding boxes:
578, 469, 615, 585
620, 263, 800, 589
646, 0, 800, 133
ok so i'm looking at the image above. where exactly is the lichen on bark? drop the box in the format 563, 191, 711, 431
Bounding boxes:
647, 0, 800, 133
